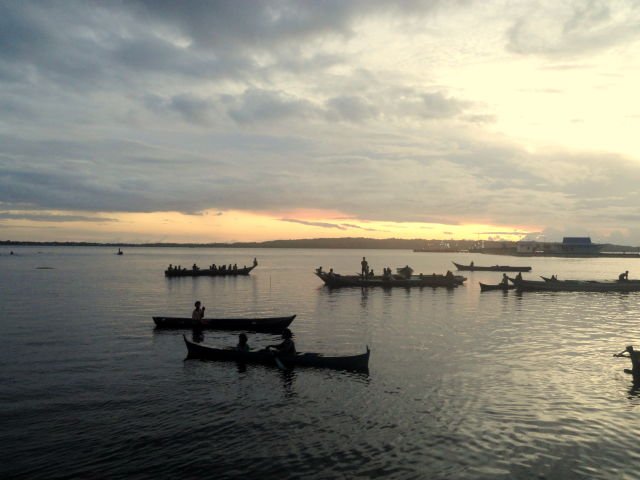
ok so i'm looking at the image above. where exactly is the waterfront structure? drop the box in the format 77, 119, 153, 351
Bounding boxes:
516, 237, 605, 256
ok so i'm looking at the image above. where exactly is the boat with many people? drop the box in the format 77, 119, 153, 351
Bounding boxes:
183, 335, 370, 372
165, 258, 258, 277
452, 261, 531, 272
315, 270, 465, 288
153, 314, 295, 332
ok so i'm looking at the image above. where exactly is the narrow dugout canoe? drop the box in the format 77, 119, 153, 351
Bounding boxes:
183, 335, 370, 372
153, 314, 296, 332
452, 261, 532, 272
512, 279, 640, 292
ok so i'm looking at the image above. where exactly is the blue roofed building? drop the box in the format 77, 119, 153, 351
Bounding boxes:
516, 237, 605, 256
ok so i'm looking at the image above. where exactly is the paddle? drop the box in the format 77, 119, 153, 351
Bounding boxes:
274, 356, 290, 371
266, 346, 291, 371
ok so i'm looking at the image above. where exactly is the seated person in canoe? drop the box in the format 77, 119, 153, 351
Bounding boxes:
619, 271, 629, 281
501, 273, 509, 286
267, 328, 296, 355
236, 333, 250, 352
614, 346, 640, 375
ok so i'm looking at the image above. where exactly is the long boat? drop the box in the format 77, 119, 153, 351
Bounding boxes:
479, 282, 516, 292
153, 314, 295, 332
511, 278, 640, 292
165, 264, 256, 278
184, 335, 370, 372
452, 261, 531, 272
315, 271, 465, 288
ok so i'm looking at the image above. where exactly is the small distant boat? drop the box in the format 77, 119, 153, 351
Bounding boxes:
315, 271, 465, 288
183, 335, 370, 372
479, 282, 515, 292
452, 261, 531, 272
153, 314, 295, 332
117, 248, 123, 255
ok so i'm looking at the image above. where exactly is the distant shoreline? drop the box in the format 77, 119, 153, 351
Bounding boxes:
3, 238, 639, 253
0, 238, 468, 250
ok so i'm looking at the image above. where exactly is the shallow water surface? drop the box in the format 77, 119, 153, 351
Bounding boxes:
1, 247, 640, 478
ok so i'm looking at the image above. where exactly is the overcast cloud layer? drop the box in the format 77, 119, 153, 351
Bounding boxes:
2, 1, 640, 243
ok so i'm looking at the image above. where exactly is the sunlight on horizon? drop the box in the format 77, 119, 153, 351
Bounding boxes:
0, 209, 533, 243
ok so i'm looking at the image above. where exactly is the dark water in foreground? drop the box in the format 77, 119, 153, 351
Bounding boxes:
2, 247, 640, 479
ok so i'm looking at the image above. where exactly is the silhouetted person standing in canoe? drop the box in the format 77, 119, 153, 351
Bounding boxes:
361, 257, 369, 278
192, 301, 205, 324
614, 346, 640, 376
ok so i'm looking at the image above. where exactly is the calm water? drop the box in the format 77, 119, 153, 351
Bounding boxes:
2, 247, 640, 479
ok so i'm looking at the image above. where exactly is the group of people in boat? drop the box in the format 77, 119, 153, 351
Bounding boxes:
233, 328, 295, 355
167, 264, 189, 272
167, 258, 258, 274
319, 260, 457, 283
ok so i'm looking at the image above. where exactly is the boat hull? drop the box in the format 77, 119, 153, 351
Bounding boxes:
453, 262, 531, 272
479, 282, 515, 292
513, 279, 640, 292
184, 336, 370, 372
153, 315, 295, 332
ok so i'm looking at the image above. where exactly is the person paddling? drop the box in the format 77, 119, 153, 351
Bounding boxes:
614, 345, 640, 375
236, 333, 250, 352
267, 328, 296, 355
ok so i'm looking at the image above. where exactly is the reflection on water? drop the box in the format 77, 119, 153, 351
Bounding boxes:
2, 247, 640, 478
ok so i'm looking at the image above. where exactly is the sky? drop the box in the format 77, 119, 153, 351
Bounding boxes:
2, 0, 640, 244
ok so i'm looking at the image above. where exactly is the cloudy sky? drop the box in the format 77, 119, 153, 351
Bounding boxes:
2, 0, 640, 244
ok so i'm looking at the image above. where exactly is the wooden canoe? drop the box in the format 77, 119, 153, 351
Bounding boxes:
153, 314, 295, 332
452, 261, 531, 272
479, 282, 515, 292
183, 335, 370, 372
512, 278, 640, 292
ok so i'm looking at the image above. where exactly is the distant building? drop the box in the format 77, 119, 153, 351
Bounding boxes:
516, 237, 604, 255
